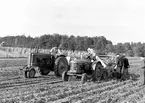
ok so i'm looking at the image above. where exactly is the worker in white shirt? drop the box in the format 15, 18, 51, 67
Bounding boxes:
87, 48, 96, 62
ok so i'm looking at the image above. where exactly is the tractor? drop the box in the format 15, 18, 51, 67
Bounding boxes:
22, 52, 69, 78
62, 55, 117, 83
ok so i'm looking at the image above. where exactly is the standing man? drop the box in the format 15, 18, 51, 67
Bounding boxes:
121, 55, 130, 80
116, 54, 124, 79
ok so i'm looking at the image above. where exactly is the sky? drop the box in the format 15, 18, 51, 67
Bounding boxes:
0, 0, 144, 44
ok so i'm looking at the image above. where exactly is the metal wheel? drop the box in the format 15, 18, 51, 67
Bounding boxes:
62, 71, 69, 81
93, 63, 103, 81
28, 68, 36, 78
81, 73, 87, 84
23, 66, 29, 78
68, 75, 73, 81
55, 57, 68, 77
24, 71, 29, 78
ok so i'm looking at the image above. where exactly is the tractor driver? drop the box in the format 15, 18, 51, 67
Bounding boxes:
87, 48, 96, 61
50, 47, 61, 55
50, 46, 64, 57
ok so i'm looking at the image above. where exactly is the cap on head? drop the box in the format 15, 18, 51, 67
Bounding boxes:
116, 55, 119, 57
87, 48, 91, 51
88, 48, 94, 52
122, 53, 126, 57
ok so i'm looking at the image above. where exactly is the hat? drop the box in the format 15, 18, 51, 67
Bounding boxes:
122, 53, 126, 57
116, 55, 119, 57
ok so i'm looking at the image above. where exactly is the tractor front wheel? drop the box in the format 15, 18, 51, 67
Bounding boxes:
28, 69, 36, 78
62, 71, 69, 81
24, 71, 29, 78
81, 73, 87, 84
23, 65, 29, 78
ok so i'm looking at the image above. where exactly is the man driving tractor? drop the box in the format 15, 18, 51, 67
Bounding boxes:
50, 47, 62, 55
86, 48, 96, 61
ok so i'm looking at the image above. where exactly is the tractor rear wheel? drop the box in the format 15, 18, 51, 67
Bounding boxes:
24, 71, 29, 78
81, 73, 87, 84
93, 63, 103, 81
55, 57, 68, 77
28, 69, 36, 78
62, 71, 69, 81
23, 66, 29, 78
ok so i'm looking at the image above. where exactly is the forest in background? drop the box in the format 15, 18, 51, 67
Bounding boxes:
0, 34, 145, 57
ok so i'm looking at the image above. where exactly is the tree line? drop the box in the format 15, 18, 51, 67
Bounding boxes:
0, 34, 145, 57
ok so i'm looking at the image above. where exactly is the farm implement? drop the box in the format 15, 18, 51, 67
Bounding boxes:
62, 55, 117, 83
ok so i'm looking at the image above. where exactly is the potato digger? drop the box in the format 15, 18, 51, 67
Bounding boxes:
62, 55, 117, 83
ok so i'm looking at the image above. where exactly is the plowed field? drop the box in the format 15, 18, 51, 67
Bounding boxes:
0, 57, 144, 103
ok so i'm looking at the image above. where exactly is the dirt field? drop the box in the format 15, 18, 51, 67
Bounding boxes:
0, 57, 144, 103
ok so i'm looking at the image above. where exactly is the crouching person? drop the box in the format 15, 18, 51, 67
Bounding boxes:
121, 56, 130, 81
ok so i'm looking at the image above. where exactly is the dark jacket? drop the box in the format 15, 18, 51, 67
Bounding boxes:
117, 56, 124, 67
123, 58, 129, 68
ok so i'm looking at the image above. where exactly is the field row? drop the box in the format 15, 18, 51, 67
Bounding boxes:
0, 58, 27, 68
0, 79, 142, 103
0, 52, 142, 103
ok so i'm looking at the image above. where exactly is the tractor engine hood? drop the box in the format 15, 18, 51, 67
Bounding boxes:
68, 59, 91, 74
70, 59, 92, 64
